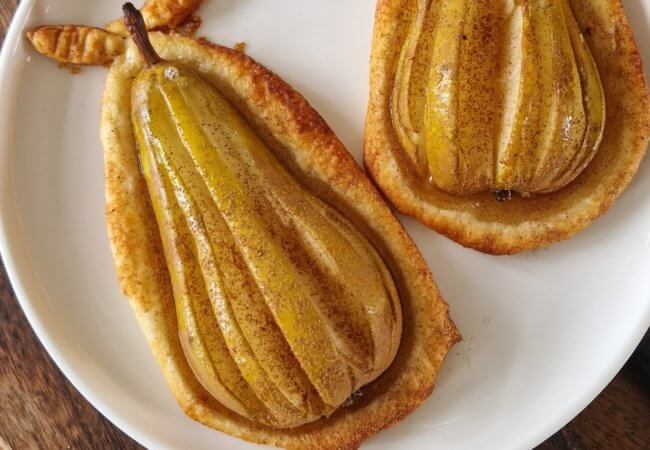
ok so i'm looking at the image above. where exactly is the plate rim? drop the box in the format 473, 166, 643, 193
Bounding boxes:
0, 1, 174, 448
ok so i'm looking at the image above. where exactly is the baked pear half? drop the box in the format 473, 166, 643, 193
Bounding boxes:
105, 33, 458, 449
365, 0, 650, 254
27, 1, 459, 448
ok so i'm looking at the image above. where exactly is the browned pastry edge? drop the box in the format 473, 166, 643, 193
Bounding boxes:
101, 33, 460, 449
364, 0, 650, 255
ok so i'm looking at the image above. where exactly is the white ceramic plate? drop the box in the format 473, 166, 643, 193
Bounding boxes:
0, 1, 648, 449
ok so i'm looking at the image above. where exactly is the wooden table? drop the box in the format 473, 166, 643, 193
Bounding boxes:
0, 0, 648, 448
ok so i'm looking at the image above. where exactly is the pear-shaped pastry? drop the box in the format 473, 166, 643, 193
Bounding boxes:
20, 2, 460, 448
26, 1, 459, 446
365, 0, 650, 254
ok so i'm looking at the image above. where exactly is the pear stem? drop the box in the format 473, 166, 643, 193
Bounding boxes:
122, 2, 161, 67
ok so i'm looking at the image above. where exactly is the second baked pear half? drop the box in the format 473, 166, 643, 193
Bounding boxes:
365, 0, 650, 254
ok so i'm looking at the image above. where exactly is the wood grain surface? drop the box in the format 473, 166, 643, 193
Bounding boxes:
0, 0, 648, 449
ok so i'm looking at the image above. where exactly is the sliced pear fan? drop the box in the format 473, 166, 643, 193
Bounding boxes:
392, 0, 605, 197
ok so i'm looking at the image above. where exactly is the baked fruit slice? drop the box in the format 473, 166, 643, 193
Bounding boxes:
365, 0, 650, 254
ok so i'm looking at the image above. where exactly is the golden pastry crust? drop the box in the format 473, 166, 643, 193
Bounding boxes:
25, 1, 200, 65
26, 25, 124, 65
364, 0, 650, 255
102, 33, 460, 449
